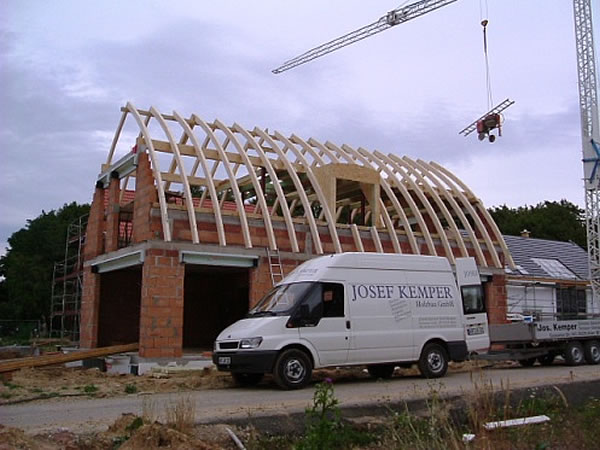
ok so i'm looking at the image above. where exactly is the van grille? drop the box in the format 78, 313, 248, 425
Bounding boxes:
219, 341, 239, 350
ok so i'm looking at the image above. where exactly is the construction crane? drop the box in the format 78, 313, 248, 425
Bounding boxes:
273, 1, 600, 302
272, 0, 459, 74
573, 0, 600, 302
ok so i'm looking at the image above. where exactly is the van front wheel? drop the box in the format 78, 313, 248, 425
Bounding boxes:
418, 343, 448, 378
273, 349, 312, 390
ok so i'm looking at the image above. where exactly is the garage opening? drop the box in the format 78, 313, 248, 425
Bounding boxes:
98, 267, 142, 347
183, 265, 250, 351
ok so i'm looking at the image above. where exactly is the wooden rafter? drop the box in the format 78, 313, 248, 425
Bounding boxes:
102, 104, 512, 269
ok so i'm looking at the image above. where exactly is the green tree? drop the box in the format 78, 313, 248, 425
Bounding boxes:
488, 200, 586, 248
0, 202, 90, 321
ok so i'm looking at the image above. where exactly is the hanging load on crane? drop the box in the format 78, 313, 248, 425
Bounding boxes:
459, 98, 515, 143
476, 113, 501, 142
460, 14, 515, 143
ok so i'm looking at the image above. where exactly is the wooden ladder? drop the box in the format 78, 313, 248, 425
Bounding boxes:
266, 248, 284, 286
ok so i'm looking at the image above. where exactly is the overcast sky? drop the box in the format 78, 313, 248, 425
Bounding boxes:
1, 0, 597, 255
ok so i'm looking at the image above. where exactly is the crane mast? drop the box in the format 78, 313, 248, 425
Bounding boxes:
573, 0, 600, 302
272, 0, 458, 74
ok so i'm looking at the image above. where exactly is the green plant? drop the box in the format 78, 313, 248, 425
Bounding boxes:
297, 379, 374, 450
125, 416, 144, 432
0, 392, 12, 399
3, 382, 20, 390
124, 384, 138, 394
83, 384, 98, 394
298, 379, 341, 450
386, 387, 460, 450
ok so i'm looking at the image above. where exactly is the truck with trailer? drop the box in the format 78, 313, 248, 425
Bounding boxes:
212, 253, 600, 389
483, 318, 600, 367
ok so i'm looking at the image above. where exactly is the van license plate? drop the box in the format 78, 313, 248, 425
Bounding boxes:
218, 357, 231, 365
467, 326, 484, 336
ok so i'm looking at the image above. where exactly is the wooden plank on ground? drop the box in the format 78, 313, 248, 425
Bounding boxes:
0, 343, 138, 373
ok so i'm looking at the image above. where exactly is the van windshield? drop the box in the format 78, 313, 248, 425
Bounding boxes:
247, 282, 314, 317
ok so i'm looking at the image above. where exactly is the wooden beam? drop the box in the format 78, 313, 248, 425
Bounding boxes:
0, 343, 138, 374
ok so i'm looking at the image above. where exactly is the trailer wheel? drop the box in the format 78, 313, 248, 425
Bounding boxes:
367, 364, 395, 379
518, 357, 536, 367
273, 349, 312, 390
418, 343, 448, 378
564, 341, 585, 366
537, 354, 555, 366
584, 340, 600, 365
231, 372, 264, 387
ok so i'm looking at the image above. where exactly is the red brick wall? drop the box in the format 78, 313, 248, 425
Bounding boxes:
485, 273, 508, 325
133, 153, 159, 243
139, 249, 184, 357
105, 175, 121, 252
80, 267, 101, 348
80, 185, 106, 348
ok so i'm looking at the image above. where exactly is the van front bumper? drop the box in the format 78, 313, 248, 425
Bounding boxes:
212, 350, 278, 374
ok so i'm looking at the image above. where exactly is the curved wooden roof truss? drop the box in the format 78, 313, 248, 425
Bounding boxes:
104, 104, 514, 269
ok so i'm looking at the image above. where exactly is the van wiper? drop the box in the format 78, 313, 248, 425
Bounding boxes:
247, 310, 277, 317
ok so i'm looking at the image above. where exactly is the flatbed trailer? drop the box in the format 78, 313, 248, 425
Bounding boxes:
477, 319, 600, 366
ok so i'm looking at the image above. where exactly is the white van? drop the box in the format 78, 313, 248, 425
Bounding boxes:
213, 253, 489, 389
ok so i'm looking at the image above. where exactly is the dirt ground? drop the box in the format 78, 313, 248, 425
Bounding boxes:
0, 359, 520, 449
0, 365, 235, 405
0, 358, 499, 406
0, 413, 254, 449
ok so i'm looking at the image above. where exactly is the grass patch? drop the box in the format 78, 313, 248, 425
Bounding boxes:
165, 397, 196, 432
124, 384, 137, 394
83, 384, 98, 394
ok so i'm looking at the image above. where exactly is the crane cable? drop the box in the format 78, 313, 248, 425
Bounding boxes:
480, 0, 494, 111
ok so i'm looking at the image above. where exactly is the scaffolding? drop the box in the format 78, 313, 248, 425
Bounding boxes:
50, 214, 88, 342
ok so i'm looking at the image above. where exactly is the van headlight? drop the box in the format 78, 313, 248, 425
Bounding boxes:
239, 337, 263, 349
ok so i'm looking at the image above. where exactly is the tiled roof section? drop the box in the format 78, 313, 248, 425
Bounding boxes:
503, 234, 589, 280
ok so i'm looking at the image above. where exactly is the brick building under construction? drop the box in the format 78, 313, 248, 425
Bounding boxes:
79, 103, 516, 358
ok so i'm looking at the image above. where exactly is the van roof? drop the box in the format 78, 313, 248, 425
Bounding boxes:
284, 253, 453, 284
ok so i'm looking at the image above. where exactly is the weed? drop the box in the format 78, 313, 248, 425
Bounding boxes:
165, 396, 196, 432
142, 397, 158, 423
516, 389, 563, 417
83, 384, 98, 394
29, 387, 44, 393
124, 384, 137, 394
3, 382, 20, 390
297, 379, 375, 450
125, 416, 144, 432
112, 435, 128, 448
0, 392, 11, 399
385, 391, 461, 450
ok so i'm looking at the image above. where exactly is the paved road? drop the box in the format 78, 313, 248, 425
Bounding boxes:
1, 364, 599, 433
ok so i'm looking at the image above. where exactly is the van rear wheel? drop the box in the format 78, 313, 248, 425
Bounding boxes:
418, 343, 448, 378
273, 349, 312, 390
367, 364, 395, 379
